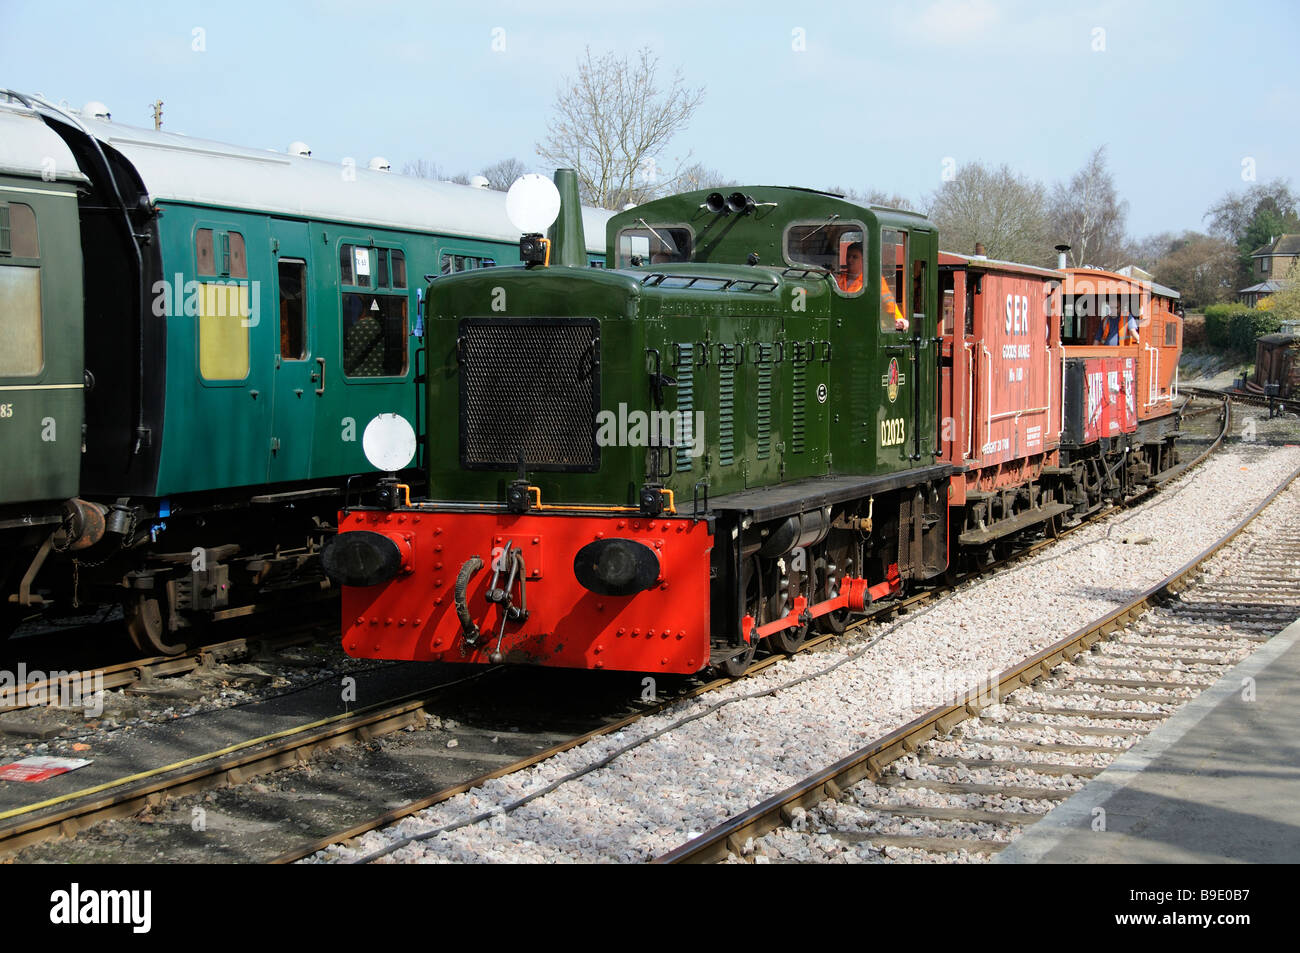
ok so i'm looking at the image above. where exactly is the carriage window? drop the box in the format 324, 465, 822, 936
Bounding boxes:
0, 203, 38, 258
390, 249, 406, 288
616, 227, 691, 267
880, 228, 907, 333
198, 282, 250, 380
341, 293, 408, 377
0, 265, 43, 376
785, 221, 865, 296
196, 229, 215, 276
227, 231, 247, 278
440, 253, 496, 274
278, 260, 307, 360
1165, 322, 1177, 347
339, 244, 353, 284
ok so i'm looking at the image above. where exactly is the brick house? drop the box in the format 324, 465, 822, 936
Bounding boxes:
1239, 233, 1300, 307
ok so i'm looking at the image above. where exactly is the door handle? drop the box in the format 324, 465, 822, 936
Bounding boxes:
314, 357, 326, 395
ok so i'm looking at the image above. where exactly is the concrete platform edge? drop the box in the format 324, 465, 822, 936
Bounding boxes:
994, 615, 1300, 864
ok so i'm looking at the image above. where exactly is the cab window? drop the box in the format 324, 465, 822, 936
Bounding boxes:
785, 221, 865, 296
616, 227, 691, 267
880, 228, 907, 332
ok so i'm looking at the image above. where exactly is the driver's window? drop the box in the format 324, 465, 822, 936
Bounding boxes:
881, 228, 908, 333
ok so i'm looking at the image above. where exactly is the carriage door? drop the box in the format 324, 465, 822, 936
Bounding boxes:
267, 219, 316, 482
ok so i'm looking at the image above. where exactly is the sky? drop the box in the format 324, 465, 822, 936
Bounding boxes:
3, 0, 1297, 240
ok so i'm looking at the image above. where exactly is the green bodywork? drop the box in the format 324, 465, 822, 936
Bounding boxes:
0, 174, 84, 506
423, 187, 939, 508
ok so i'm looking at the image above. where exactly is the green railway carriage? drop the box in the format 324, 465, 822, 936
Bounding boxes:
336, 177, 952, 674
0, 105, 86, 514
2, 97, 611, 650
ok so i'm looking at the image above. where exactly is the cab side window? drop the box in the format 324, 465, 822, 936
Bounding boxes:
880, 228, 908, 333
785, 221, 864, 296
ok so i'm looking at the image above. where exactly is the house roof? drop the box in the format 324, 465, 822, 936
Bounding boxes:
1238, 280, 1285, 294
1250, 234, 1300, 258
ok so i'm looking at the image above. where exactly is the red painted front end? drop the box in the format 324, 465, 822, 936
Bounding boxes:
338, 508, 715, 674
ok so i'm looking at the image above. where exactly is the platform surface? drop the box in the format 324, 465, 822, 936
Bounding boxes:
997, 618, 1300, 864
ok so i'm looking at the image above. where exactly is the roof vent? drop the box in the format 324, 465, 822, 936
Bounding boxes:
82, 101, 111, 121
368, 156, 391, 172
288, 141, 312, 157
469, 175, 490, 189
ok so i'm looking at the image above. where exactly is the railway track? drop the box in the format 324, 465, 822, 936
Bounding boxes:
659, 458, 1300, 863
1184, 384, 1294, 415
0, 396, 1234, 862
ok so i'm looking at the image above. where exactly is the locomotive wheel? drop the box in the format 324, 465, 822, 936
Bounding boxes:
720, 558, 764, 677
767, 622, 808, 654
813, 557, 849, 634
719, 636, 758, 677
125, 593, 191, 657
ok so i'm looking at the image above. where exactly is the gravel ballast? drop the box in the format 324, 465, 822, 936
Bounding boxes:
309, 442, 1300, 864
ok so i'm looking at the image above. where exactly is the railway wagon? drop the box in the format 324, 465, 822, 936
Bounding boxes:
331, 178, 954, 675
1059, 269, 1181, 509
0, 93, 612, 651
0, 105, 89, 604
1251, 333, 1299, 399
937, 251, 1070, 549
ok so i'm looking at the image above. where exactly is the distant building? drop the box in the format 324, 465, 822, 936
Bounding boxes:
1239, 234, 1300, 307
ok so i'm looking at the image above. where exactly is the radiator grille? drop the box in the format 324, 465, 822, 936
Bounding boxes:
718, 357, 735, 466
458, 318, 600, 471
674, 342, 695, 472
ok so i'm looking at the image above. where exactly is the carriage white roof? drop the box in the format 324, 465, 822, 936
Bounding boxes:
77, 116, 611, 253
0, 104, 89, 185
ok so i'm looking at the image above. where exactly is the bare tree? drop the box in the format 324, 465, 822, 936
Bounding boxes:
401, 158, 443, 179
676, 163, 736, 192
1047, 146, 1129, 269
927, 162, 1050, 265
481, 158, 528, 192
1205, 179, 1299, 242
1150, 231, 1238, 308
826, 186, 915, 211
402, 159, 472, 185
537, 47, 706, 210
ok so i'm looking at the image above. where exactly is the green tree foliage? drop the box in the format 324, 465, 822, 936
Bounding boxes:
1204, 180, 1300, 286
1149, 231, 1238, 308
1203, 303, 1282, 354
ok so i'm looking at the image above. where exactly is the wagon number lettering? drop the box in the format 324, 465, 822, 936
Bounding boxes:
0, 404, 13, 419
880, 417, 905, 446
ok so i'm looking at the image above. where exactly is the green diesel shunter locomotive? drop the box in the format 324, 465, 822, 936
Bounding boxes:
333, 173, 951, 675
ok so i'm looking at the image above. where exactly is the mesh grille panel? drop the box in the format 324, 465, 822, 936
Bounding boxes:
459, 318, 600, 471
